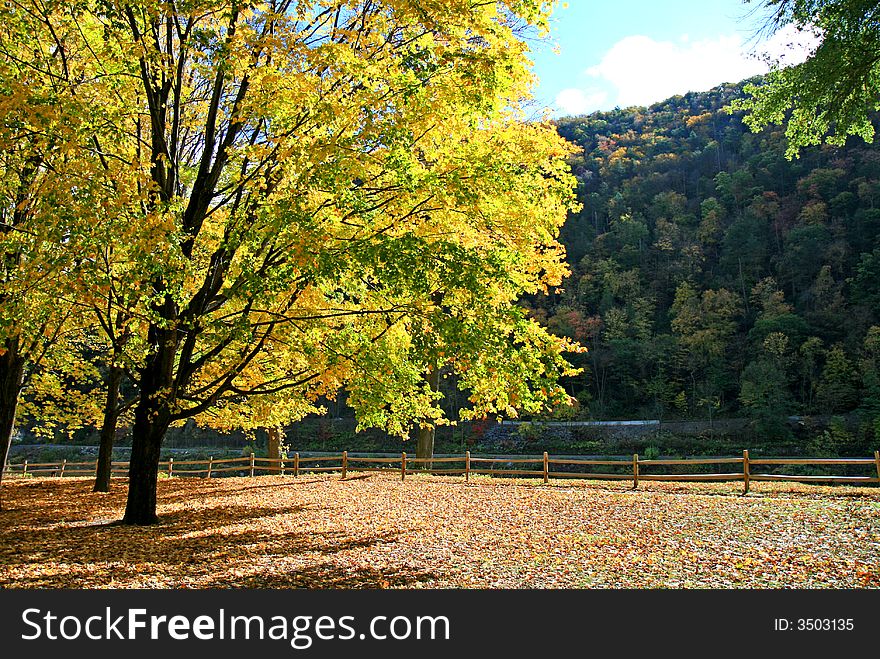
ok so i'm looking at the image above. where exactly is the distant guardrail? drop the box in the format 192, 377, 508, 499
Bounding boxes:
498, 420, 661, 427
3, 450, 880, 494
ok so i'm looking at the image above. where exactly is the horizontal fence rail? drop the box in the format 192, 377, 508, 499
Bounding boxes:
3, 449, 879, 493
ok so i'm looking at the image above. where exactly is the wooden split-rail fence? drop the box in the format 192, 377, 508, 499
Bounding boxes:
3, 450, 880, 494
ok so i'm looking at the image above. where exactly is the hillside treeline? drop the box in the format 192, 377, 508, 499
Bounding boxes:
532, 80, 880, 443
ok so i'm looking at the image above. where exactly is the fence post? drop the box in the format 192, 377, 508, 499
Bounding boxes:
465, 451, 470, 482
874, 450, 879, 485
294, 452, 299, 478
742, 450, 750, 495
401, 452, 407, 482
168, 458, 174, 478
23, 459, 28, 477
342, 451, 348, 479
633, 453, 639, 490
280, 455, 286, 476
207, 457, 213, 479
59, 459, 66, 478
250, 453, 255, 478
94, 459, 99, 477
543, 452, 549, 484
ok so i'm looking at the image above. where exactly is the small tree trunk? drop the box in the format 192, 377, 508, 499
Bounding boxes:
267, 426, 282, 474
415, 367, 441, 470
94, 364, 123, 493
0, 338, 26, 511
416, 425, 435, 470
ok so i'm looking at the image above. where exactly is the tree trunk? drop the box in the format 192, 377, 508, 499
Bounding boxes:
123, 407, 168, 525
0, 338, 26, 511
416, 425, 435, 470
94, 364, 123, 493
267, 426, 282, 474
122, 333, 176, 525
415, 367, 441, 469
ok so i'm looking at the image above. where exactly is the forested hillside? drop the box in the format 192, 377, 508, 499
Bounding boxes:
534, 79, 880, 442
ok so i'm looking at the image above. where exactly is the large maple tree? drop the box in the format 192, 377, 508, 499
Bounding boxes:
1, 1, 581, 523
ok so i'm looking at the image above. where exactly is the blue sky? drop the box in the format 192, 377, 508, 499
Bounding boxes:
529, 0, 816, 117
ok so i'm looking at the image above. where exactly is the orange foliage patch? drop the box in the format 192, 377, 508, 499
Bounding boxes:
1, 475, 878, 588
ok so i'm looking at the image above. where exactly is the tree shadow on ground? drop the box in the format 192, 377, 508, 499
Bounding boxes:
156, 478, 327, 503
216, 562, 441, 589
0, 489, 428, 588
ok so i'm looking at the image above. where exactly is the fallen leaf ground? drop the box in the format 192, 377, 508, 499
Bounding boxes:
1, 474, 878, 588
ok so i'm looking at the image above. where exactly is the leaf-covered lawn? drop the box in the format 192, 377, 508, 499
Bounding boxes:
1, 474, 878, 588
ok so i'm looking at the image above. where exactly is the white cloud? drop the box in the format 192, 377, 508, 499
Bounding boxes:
587, 34, 765, 108
552, 25, 819, 115
756, 23, 821, 67
554, 88, 608, 116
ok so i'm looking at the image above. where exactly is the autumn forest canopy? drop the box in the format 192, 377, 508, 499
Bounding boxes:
541, 80, 880, 442
2, 0, 880, 525
531, 3, 880, 445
